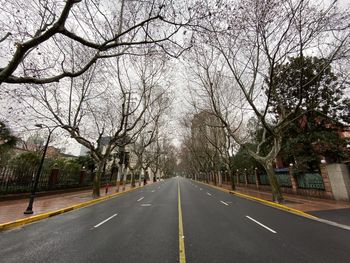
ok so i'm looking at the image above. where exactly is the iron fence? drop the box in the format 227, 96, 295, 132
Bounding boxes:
260, 174, 270, 185
0, 164, 114, 195
239, 174, 245, 183
276, 172, 292, 187
247, 174, 256, 184
295, 172, 325, 190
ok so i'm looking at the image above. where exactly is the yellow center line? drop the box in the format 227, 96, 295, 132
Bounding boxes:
178, 180, 186, 263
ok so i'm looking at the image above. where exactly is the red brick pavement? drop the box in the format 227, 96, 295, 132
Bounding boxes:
0, 181, 153, 224
217, 183, 350, 212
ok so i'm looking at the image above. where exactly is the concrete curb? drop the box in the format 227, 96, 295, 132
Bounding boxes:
194, 180, 350, 230
195, 180, 318, 219
228, 190, 318, 219
0, 184, 146, 232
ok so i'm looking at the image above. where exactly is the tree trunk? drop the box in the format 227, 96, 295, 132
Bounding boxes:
116, 163, 123, 192
122, 166, 128, 191
263, 161, 284, 203
139, 168, 143, 186
92, 160, 105, 198
131, 171, 136, 188
230, 170, 236, 190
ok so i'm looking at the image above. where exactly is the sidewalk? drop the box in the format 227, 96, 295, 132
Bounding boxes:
0, 181, 152, 224
217, 183, 350, 226
234, 186, 350, 212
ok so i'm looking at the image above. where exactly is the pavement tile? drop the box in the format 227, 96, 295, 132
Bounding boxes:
212, 183, 350, 212
0, 181, 153, 224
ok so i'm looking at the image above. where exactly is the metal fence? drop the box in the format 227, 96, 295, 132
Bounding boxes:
245, 169, 324, 190
0, 164, 114, 195
276, 172, 292, 187
239, 174, 245, 183
260, 174, 270, 185
295, 172, 325, 190
247, 174, 256, 184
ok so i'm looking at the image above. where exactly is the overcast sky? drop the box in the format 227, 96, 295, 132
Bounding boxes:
1, 0, 349, 155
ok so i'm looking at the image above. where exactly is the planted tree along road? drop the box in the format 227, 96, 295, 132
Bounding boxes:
0, 177, 349, 263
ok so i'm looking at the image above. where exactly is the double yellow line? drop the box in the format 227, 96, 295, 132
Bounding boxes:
178, 180, 186, 263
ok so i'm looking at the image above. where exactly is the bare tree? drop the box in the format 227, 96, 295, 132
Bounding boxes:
178, 108, 236, 189
187, 0, 350, 202
127, 89, 171, 188
11, 48, 170, 197
0, 0, 200, 85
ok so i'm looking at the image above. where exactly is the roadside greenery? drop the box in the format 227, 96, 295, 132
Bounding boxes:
0, 121, 18, 165
270, 56, 349, 171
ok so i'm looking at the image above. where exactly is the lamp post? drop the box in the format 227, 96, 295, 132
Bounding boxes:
24, 124, 59, 214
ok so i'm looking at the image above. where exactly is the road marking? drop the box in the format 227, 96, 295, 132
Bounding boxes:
200, 188, 202, 191
246, 216, 277, 234
140, 204, 152, 207
94, 214, 118, 228
207, 192, 212, 196
151, 190, 155, 192
178, 181, 186, 263
220, 201, 229, 206
137, 197, 144, 202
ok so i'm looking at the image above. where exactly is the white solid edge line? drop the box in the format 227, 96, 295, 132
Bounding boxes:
220, 201, 229, 206
246, 216, 277, 234
314, 217, 350, 231
94, 214, 118, 228
141, 204, 152, 206
137, 197, 144, 202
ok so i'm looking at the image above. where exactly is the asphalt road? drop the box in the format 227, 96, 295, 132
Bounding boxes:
1, 177, 349, 263
310, 207, 350, 226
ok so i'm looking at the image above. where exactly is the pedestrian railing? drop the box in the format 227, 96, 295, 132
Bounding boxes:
295, 172, 325, 190
0, 164, 113, 195
276, 172, 292, 187
259, 174, 270, 185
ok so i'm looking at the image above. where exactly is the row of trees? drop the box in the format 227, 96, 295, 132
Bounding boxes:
179, 53, 350, 201
1, 0, 350, 202
0, 119, 177, 193
0, 0, 187, 197
179, 0, 350, 202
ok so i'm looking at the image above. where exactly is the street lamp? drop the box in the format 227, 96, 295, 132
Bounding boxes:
24, 124, 60, 214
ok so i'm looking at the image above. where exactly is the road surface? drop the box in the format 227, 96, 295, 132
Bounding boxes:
0, 177, 349, 262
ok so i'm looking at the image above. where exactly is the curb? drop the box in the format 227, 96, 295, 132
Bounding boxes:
228, 190, 317, 219
194, 180, 318, 219
194, 180, 350, 230
0, 184, 147, 232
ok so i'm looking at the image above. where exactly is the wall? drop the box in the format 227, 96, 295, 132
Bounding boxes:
327, 163, 350, 201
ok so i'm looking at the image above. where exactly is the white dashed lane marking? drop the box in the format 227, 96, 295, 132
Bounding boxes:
246, 216, 277, 234
94, 214, 118, 228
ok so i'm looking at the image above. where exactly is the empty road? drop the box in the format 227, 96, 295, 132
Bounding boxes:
1, 177, 349, 262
